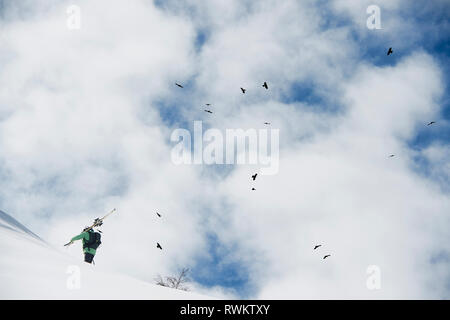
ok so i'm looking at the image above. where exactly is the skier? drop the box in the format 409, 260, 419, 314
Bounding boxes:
67, 227, 101, 264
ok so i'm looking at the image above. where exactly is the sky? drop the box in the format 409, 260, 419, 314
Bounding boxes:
0, 0, 449, 299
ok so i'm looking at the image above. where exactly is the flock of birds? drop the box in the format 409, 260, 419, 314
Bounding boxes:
159, 47, 439, 262
176, 82, 271, 115
155, 81, 271, 251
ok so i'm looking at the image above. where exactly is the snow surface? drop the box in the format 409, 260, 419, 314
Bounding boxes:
0, 210, 213, 300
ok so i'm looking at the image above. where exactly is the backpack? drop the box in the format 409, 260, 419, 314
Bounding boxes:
83, 231, 102, 250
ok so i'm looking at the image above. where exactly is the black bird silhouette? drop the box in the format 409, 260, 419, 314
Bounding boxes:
264, 122, 270, 125
314, 245, 321, 250
387, 48, 393, 56
206, 103, 211, 106
262, 82, 268, 89
252, 173, 257, 181
240, 87, 246, 94
157, 243, 162, 250
427, 121, 436, 126
323, 255, 331, 259
156, 212, 161, 217
389, 154, 395, 158
251, 188, 256, 191
204, 109, 213, 114
175, 83, 184, 88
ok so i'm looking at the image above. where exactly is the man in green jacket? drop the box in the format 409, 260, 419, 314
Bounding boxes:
68, 227, 100, 264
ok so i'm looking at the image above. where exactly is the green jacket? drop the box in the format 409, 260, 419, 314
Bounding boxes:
71, 231, 97, 255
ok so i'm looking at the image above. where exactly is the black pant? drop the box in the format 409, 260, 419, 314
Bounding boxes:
84, 253, 94, 264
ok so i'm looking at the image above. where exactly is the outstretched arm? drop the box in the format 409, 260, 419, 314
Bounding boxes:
70, 233, 86, 242
65, 232, 87, 246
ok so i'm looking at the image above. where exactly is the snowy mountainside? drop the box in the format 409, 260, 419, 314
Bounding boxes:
0, 210, 213, 300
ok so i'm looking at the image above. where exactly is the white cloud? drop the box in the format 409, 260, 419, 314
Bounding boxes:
211, 52, 449, 299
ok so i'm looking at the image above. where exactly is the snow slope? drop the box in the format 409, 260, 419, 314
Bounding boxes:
0, 210, 213, 299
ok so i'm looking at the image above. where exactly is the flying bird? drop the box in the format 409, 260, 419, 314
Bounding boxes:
264, 122, 270, 125
205, 103, 211, 106
204, 109, 213, 114
387, 47, 393, 56
323, 255, 331, 259
262, 82, 268, 89
252, 173, 257, 181
389, 154, 395, 158
313, 245, 321, 250
251, 188, 256, 191
427, 121, 436, 126
157, 243, 162, 250
156, 212, 161, 217
240, 87, 246, 94
175, 83, 184, 88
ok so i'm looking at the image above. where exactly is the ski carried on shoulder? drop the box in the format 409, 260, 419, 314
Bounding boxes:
64, 208, 117, 246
